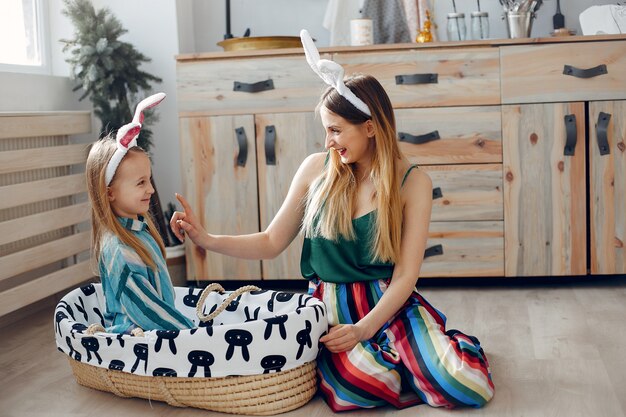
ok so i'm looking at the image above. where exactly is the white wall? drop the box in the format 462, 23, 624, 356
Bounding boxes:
0, 72, 86, 112
177, 0, 196, 54
192, 0, 329, 52
191, 0, 619, 50
48, 0, 75, 77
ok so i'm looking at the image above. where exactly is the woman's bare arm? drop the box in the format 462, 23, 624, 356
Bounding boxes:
170, 153, 326, 260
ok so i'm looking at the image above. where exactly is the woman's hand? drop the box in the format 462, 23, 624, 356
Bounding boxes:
169, 193, 209, 248
319, 324, 369, 353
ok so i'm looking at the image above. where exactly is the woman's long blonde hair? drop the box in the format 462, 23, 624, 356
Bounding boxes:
303, 74, 403, 263
86, 136, 165, 272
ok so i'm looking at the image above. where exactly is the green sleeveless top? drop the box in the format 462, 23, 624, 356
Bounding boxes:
300, 164, 419, 283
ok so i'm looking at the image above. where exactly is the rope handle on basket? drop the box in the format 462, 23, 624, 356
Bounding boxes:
196, 283, 261, 322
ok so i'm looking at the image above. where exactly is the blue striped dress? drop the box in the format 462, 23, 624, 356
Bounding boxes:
99, 216, 194, 333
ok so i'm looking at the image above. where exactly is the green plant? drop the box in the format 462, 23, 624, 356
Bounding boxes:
61, 0, 172, 246
60, 0, 162, 151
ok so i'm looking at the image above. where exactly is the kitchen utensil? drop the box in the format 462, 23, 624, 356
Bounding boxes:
553, 0, 565, 29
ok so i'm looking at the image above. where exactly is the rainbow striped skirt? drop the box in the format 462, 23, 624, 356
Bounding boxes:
308, 278, 494, 411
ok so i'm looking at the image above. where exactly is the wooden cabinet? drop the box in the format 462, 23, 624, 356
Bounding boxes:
334, 47, 501, 107
179, 112, 325, 281
501, 37, 626, 276
503, 103, 587, 276
589, 100, 626, 274
255, 112, 325, 279
318, 48, 505, 278
503, 100, 626, 276
176, 34, 626, 281
179, 115, 261, 280
501, 41, 626, 104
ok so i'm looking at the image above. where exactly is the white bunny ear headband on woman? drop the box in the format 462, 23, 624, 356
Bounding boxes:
300, 29, 372, 117
104, 92, 166, 186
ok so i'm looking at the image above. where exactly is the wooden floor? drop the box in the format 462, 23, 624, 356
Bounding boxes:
2, 277, 626, 417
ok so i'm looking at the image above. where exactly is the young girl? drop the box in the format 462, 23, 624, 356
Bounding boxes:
86, 93, 193, 334
169, 31, 494, 411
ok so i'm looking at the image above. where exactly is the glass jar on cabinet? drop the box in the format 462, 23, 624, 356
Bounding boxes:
446, 12, 467, 41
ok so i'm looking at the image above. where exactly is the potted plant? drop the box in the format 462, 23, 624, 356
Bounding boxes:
61, 0, 171, 245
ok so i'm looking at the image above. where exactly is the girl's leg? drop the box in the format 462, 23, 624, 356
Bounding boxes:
388, 292, 495, 408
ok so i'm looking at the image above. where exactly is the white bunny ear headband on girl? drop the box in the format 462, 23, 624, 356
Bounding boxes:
300, 29, 372, 117
104, 92, 166, 186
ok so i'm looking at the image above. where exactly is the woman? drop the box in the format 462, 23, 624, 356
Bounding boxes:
169, 30, 494, 412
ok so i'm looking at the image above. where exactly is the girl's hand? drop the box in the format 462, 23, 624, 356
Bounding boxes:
169, 193, 208, 247
319, 324, 368, 353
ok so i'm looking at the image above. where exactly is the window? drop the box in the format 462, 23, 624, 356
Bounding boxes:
0, 0, 48, 73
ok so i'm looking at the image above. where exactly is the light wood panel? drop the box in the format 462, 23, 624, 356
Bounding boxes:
589, 100, 626, 274
0, 202, 89, 246
503, 103, 587, 276
0, 111, 93, 317
179, 116, 262, 281
421, 221, 504, 277
395, 106, 502, 165
175, 34, 626, 61
334, 47, 500, 108
176, 54, 331, 116
0, 173, 86, 210
501, 41, 626, 104
0, 111, 91, 139
0, 261, 93, 317
0, 231, 91, 282
421, 164, 503, 221
0, 143, 89, 174
255, 112, 325, 280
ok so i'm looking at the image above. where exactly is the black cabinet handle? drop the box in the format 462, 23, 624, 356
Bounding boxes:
395, 73, 438, 85
233, 79, 275, 93
562, 64, 607, 79
399, 130, 440, 145
424, 244, 444, 258
596, 112, 611, 156
563, 114, 577, 156
234, 127, 248, 167
265, 125, 276, 165
432, 187, 443, 200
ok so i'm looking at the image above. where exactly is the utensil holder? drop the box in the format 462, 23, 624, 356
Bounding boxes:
505, 11, 534, 38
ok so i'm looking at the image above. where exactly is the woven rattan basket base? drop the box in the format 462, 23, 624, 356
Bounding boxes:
69, 359, 317, 415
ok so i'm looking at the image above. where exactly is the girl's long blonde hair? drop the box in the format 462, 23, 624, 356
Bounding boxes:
303, 74, 403, 263
86, 136, 165, 272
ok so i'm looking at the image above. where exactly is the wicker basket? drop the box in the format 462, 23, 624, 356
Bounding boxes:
58, 284, 326, 415
69, 358, 317, 415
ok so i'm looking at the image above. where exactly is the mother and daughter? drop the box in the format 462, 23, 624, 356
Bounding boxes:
85, 30, 494, 411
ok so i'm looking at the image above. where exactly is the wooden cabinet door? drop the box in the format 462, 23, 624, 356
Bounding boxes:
503, 103, 586, 276
255, 112, 326, 280
589, 100, 626, 274
179, 116, 262, 281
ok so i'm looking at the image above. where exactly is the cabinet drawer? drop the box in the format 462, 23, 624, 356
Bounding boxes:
420, 164, 503, 221
334, 47, 500, 108
421, 221, 504, 277
395, 106, 501, 165
177, 55, 329, 116
501, 41, 626, 104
